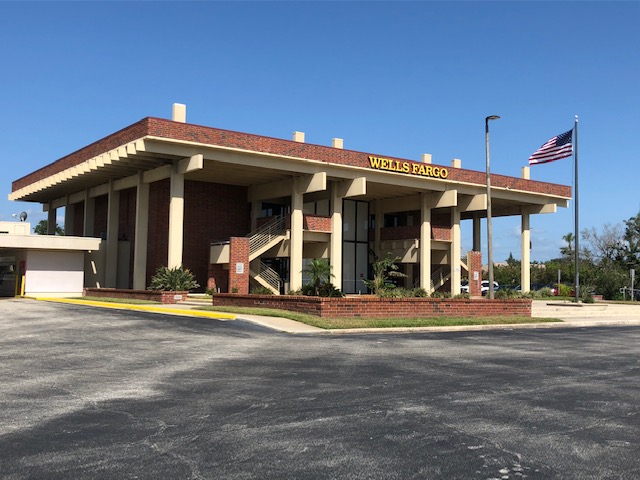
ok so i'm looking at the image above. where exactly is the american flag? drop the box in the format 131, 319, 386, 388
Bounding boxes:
528, 129, 574, 165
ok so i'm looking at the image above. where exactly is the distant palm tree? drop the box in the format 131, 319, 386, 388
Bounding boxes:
561, 232, 574, 258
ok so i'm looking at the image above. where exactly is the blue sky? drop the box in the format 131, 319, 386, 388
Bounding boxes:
1, 1, 638, 262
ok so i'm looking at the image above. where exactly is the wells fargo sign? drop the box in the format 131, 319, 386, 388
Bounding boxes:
368, 156, 448, 179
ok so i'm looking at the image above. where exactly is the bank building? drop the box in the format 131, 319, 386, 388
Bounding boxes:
5, 104, 571, 298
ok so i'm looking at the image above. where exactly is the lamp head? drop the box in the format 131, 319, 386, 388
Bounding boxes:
486, 115, 500, 122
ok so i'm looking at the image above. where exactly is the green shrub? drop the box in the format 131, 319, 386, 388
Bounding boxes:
412, 288, 429, 298
250, 286, 274, 295
536, 287, 554, 298
557, 284, 573, 297
453, 293, 470, 299
148, 265, 200, 292
430, 291, 451, 299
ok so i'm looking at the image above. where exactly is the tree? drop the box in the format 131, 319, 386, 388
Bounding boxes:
560, 232, 574, 258
33, 220, 64, 236
302, 259, 334, 296
622, 212, 640, 269
363, 253, 406, 295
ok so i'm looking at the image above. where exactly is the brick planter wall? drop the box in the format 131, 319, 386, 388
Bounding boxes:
84, 288, 188, 304
212, 294, 531, 318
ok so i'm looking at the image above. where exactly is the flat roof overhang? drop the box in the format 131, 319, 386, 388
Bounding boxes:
10, 118, 572, 217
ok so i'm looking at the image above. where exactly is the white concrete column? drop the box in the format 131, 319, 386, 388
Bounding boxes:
521, 211, 531, 293
289, 179, 304, 291
64, 196, 74, 236
83, 190, 95, 237
47, 206, 57, 235
420, 193, 432, 292
133, 173, 150, 290
330, 183, 343, 291
451, 206, 461, 295
168, 163, 185, 268
105, 181, 120, 288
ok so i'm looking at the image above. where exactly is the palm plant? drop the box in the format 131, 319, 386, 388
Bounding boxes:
148, 265, 200, 292
302, 259, 334, 296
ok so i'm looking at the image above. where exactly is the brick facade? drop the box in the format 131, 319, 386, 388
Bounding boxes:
84, 287, 188, 304
228, 237, 250, 294
468, 251, 483, 297
212, 294, 531, 318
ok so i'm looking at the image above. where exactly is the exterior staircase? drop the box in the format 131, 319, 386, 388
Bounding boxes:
248, 215, 287, 260
249, 260, 282, 294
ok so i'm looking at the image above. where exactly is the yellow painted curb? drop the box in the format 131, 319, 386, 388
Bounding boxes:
35, 298, 236, 320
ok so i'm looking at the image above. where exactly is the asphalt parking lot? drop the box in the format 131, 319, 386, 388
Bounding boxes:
1, 298, 639, 479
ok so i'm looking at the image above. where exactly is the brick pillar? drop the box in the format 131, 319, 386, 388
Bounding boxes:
469, 251, 482, 297
229, 237, 250, 294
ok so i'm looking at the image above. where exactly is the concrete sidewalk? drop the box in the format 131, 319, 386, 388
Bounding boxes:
28, 297, 640, 334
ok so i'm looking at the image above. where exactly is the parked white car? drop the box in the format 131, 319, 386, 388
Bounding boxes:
481, 280, 499, 295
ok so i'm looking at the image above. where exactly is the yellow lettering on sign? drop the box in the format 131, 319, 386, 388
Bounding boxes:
368, 155, 448, 180
368, 156, 382, 168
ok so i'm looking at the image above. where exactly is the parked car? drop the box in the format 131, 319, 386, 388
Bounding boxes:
461, 281, 469, 293
481, 280, 499, 295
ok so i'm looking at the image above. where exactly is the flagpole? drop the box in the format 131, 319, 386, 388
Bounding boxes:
574, 115, 579, 303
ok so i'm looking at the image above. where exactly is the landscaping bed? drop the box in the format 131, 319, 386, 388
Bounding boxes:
211, 293, 532, 318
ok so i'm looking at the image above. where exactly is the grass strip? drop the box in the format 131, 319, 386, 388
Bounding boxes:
197, 306, 561, 329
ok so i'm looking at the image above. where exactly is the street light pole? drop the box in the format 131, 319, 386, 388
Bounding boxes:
485, 115, 500, 300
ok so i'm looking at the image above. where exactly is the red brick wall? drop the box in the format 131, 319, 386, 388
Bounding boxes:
183, 181, 249, 292
146, 179, 170, 283
432, 226, 452, 241
72, 202, 84, 236
13, 117, 571, 199
228, 237, 250, 294
212, 294, 531, 318
208, 264, 227, 293
303, 214, 331, 232
468, 251, 482, 296
84, 287, 188, 304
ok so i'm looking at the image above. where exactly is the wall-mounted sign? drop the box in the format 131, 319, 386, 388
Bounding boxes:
368, 156, 448, 179
235, 262, 245, 274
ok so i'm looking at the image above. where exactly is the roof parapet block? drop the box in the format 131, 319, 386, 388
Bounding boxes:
293, 131, 305, 143
332, 138, 343, 149
421, 154, 432, 164
172, 103, 186, 123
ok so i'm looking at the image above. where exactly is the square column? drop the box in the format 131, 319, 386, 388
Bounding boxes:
472, 213, 482, 252
83, 190, 95, 237
168, 164, 185, 268
64, 196, 74, 236
47, 206, 57, 235
133, 173, 150, 290
451, 206, 461, 295
330, 183, 343, 291
521, 211, 531, 293
289, 179, 304, 291
419, 193, 432, 292
105, 181, 120, 288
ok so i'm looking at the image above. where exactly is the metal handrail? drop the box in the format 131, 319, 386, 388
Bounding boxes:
248, 215, 287, 256
249, 260, 281, 293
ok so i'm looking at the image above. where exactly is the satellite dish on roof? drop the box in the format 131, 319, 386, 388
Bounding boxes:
19, 212, 27, 222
